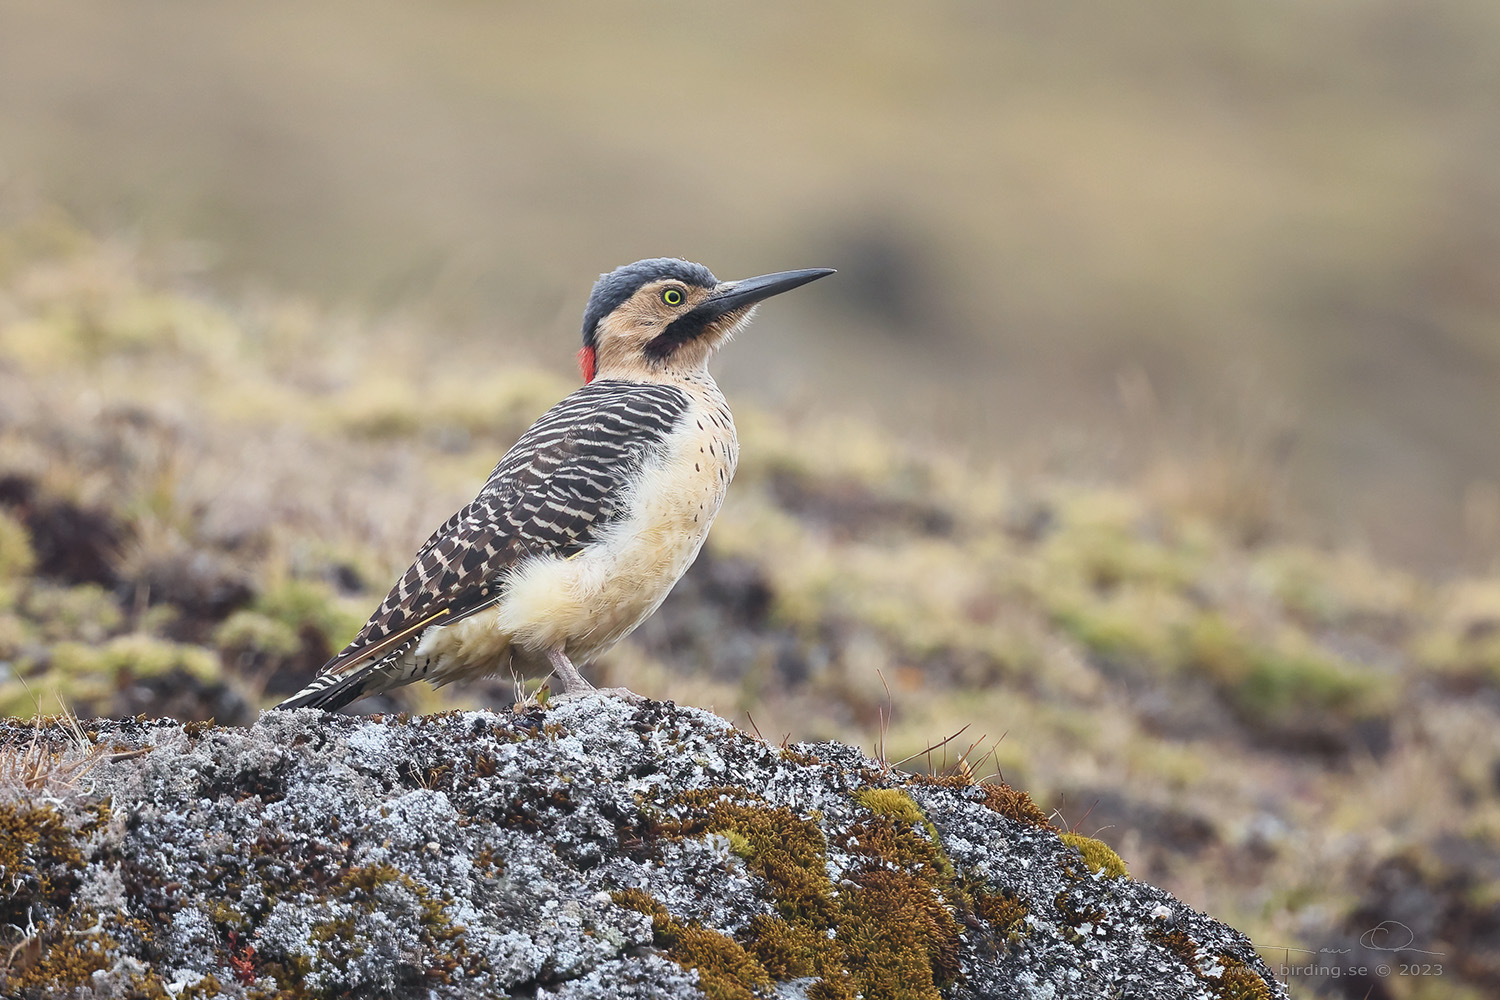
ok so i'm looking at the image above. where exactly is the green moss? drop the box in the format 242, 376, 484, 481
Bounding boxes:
656, 919, 773, 1000
0, 800, 116, 997
23, 584, 123, 643
741, 913, 828, 980
1059, 833, 1128, 879
854, 788, 956, 881
2, 920, 116, 994
835, 867, 962, 1000
612, 889, 773, 1000
720, 829, 753, 858
856, 787, 927, 826
657, 786, 981, 1000
178, 973, 227, 999
253, 579, 364, 650
0, 800, 109, 927
840, 789, 964, 997
1215, 955, 1275, 1000
214, 610, 300, 660
0, 512, 34, 580
4, 633, 226, 717
666, 789, 837, 933
971, 887, 1029, 939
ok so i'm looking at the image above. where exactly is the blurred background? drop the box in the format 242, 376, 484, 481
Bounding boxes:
1, 2, 1499, 998
2, 1, 1499, 571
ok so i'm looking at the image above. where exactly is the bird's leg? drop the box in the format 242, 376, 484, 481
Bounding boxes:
545, 646, 595, 697
545, 646, 645, 703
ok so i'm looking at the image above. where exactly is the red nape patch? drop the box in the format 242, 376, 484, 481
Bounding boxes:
577, 345, 596, 383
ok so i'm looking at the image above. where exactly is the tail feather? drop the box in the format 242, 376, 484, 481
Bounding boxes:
271, 592, 503, 712
273, 638, 418, 712
273, 670, 376, 712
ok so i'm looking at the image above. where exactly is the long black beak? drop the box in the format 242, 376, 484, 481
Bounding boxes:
702, 267, 837, 318
646, 267, 835, 360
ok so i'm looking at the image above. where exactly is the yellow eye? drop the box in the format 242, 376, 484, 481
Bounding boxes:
662, 287, 684, 306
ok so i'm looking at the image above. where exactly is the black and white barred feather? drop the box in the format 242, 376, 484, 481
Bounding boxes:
276, 379, 691, 709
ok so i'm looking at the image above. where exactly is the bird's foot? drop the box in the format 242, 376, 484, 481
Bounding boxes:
544, 647, 644, 703
551, 686, 646, 705
592, 685, 647, 704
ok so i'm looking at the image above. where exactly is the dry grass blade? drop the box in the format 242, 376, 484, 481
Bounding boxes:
0, 692, 107, 797
875, 669, 893, 765
1069, 799, 1101, 836
970, 732, 1007, 785
892, 724, 972, 768
743, 711, 765, 744
509, 665, 543, 712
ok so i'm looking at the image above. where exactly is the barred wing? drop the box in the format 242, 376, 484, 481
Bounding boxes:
318, 379, 691, 677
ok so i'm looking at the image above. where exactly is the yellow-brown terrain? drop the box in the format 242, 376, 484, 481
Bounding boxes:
1, 4, 1499, 995
1, 217, 1496, 998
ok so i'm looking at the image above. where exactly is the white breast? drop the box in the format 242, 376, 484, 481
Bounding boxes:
473, 385, 737, 669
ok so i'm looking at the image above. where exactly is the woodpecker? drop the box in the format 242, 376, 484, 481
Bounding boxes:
276, 258, 834, 711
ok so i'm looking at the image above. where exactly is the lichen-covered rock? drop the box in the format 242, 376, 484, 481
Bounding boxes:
0, 699, 1284, 999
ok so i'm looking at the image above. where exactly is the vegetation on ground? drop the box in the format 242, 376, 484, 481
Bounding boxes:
1, 216, 1497, 997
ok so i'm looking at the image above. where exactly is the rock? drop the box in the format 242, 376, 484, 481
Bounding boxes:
0, 699, 1284, 999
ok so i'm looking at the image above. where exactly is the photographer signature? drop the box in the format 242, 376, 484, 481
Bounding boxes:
1270, 919, 1445, 959
1356, 920, 1444, 956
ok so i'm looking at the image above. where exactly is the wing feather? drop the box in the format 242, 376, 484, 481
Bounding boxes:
307, 379, 691, 683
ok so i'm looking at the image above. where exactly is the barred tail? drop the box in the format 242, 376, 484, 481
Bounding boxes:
273, 670, 376, 712
272, 637, 419, 712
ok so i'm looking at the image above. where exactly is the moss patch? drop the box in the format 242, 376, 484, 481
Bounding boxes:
0, 800, 109, 927
1148, 927, 1274, 1000
613, 888, 773, 1000
1, 918, 117, 995
0, 512, 36, 581
856, 787, 928, 826
834, 867, 962, 999
978, 781, 1055, 830
1215, 955, 1277, 1000
653, 785, 992, 1000
1059, 832, 1129, 879
971, 886, 1030, 940
669, 792, 838, 930
0, 799, 119, 997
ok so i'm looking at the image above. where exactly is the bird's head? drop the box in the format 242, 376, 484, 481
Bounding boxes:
578, 258, 835, 382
